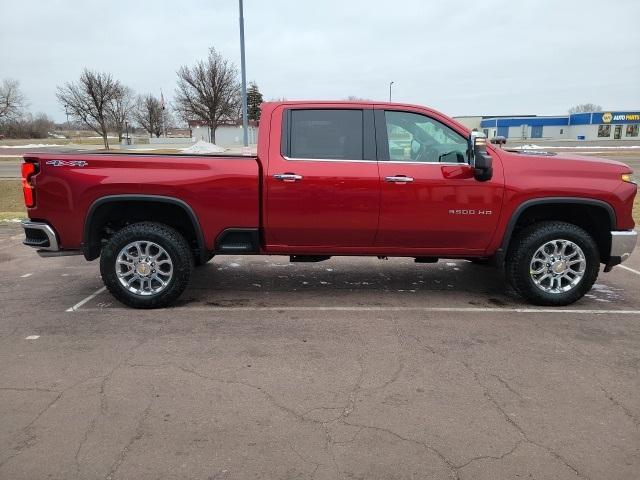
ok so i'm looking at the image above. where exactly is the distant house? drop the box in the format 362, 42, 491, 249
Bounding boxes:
188, 119, 258, 146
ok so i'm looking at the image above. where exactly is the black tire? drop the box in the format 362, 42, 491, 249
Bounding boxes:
100, 222, 193, 308
505, 221, 599, 306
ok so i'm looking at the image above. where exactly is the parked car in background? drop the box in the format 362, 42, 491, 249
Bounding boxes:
490, 135, 507, 145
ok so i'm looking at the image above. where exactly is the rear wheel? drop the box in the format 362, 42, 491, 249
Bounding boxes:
506, 221, 599, 306
100, 222, 193, 308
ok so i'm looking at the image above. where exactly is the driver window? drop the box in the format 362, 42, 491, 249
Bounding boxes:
384, 111, 469, 163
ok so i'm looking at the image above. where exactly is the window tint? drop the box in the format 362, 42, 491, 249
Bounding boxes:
384, 111, 469, 163
289, 109, 363, 160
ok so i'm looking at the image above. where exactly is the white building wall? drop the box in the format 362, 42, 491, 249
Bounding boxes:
568, 125, 600, 141
541, 126, 568, 139
453, 116, 483, 131
191, 125, 258, 146
507, 125, 528, 139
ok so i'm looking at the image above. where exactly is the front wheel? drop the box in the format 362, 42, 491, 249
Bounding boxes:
506, 221, 600, 306
100, 222, 193, 308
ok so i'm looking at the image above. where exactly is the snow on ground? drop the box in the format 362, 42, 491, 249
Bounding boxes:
511, 144, 640, 150
180, 140, 226, 154
0, 144, 68, 148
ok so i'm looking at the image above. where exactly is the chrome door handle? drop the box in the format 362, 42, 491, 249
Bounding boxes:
274, 173, 303, 182
385, 175, 414, 183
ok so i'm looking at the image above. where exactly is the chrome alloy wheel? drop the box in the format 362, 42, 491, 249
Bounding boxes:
529, 239, 586, 294
115, 241, 173, 296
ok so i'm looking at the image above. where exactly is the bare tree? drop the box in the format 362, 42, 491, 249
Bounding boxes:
173, 48, 241, 144
568, 103, 602, 114
133, 94, 164, 138
0, 78, 26, 124
56, 69, 122, 149
344, 95, 371, 101
107, 85, 135, 143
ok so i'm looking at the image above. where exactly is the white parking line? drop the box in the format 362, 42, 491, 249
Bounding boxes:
70, 306, 640, 315
20, 273, 32, 278
618, 264, 640, 276
66, 286, 107, 312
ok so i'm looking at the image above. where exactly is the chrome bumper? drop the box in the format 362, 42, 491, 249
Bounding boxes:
21, 221, 83, 257
605, 230, 637, 271
21, 220, 59, 251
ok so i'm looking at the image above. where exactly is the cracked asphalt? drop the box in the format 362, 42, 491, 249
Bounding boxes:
1, 222, 639, 479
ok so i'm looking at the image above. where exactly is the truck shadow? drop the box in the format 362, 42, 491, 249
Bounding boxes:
183, 257, 522, 309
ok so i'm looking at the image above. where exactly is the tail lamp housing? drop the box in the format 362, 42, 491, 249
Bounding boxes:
21, 161, 39, 208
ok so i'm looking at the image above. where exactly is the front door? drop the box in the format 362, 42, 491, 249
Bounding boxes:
265, 106, 380, 249
375, 109, 504, 252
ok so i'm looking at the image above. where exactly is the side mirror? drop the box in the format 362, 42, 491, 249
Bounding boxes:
471, 135, 493, 182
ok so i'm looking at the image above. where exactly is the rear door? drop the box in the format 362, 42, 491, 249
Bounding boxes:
375, 108, 504, 252
264, 105, 380, 249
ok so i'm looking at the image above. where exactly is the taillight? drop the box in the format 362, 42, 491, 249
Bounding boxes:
21, 162, 38, 208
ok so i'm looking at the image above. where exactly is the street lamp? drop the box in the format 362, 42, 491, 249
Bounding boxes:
239, 0, 248, 148
389, 81, 394, 102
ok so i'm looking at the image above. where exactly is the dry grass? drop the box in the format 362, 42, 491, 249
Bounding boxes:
0, 180, 25, 221
634, 194, 640, 225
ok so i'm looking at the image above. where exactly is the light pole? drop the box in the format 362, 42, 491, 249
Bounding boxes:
239, 0, 249, 148
389, 81, 394, 102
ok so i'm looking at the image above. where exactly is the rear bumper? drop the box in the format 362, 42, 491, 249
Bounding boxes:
21, 220, 81, 257
22, 220, 59, 251
604, 230, 638, 272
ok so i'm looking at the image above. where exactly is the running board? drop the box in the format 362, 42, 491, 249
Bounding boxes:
290, 255, 331, 263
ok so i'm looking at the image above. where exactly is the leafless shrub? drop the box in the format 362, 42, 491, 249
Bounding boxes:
568, 103, 602, 114
133, 94, 164, 138
0, 78, 27, 124
56, 69, 123, 149
173, 48, 241, 144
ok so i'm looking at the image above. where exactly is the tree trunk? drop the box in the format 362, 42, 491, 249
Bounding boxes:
102, 132, 110, 150
209, 123, 216, 144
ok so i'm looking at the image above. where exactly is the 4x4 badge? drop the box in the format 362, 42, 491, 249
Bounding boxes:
46, 160, 88, 167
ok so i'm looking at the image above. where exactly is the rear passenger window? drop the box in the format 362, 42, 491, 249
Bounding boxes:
289, 109, 363, 160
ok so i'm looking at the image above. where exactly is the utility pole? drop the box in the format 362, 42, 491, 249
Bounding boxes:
389, 81, 394, 102
239, 0, 249, 148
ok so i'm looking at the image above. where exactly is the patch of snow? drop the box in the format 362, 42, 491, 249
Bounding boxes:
180, 140, 226, 154
511, 144, 640, 150
0, 143, 67, 148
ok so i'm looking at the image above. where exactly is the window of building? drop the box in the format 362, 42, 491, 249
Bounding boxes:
626, 124, 639, 137
384, 111, 468, 163
598, 125, 611, 138
560, 129, 564, 134
289, 109, 363, 160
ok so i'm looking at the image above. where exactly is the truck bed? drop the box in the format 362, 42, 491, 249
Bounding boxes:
24, 151, 260, 251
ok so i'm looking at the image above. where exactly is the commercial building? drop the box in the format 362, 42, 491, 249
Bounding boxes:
455, 111, 640, 142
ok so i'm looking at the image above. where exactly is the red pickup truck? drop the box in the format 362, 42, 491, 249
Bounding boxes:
20, 101, 637, 308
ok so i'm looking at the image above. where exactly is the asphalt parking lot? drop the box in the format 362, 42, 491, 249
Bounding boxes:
1, 222, 639, 479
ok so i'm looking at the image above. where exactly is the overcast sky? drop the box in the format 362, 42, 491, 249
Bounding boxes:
2, 0, 638, 122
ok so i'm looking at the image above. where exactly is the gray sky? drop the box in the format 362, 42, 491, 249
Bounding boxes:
2, 0, 638, 122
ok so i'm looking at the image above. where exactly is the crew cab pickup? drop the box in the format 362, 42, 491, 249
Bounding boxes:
21, 101, 637, 308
